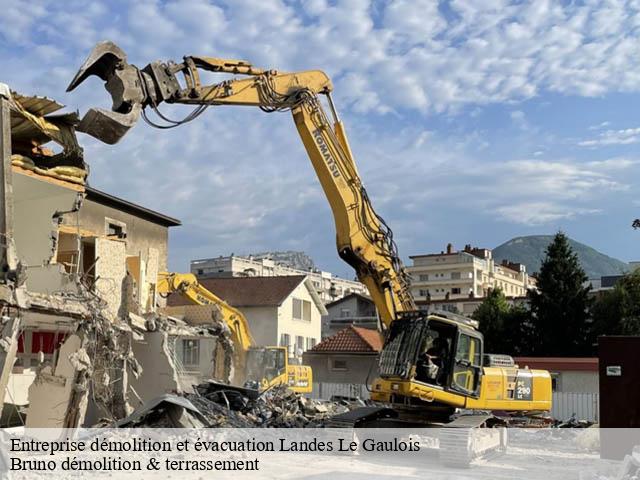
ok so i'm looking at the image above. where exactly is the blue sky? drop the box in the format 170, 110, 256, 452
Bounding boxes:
1, 0, 639, 277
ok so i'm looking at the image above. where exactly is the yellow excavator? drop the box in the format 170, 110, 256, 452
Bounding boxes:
157, 272, 312, 394
68, 41, 552, 466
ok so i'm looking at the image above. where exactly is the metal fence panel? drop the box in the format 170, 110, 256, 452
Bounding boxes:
309, 382, 370, 400
552, 392, 599, 422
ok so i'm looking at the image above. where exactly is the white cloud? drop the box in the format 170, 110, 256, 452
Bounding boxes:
4, 0, 640, 269
496, 203, 601, 225
579, 127, 640, 147
8, 1, 640, 113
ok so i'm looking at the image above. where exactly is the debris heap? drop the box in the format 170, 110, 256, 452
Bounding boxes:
115, 381, 357, 428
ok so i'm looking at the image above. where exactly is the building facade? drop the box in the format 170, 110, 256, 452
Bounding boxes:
190, 254, 367, 303
303, 325, 382, 386
322, 292, 378, 338
408, 243, 537, 305
9, 174, 183, 405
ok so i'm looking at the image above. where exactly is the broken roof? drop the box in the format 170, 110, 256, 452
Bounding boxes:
5, 88, 87, 186
8, 91, 81, 154
167, 275, 309, 308
309, 326, 382, 353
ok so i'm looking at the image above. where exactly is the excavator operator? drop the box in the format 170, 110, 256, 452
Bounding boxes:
416, 336, 449, 385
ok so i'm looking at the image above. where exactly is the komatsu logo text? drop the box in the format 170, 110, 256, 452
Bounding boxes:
313, 129, 340, 178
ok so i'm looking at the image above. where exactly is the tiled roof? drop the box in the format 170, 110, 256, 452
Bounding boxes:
167, 275, 307, 307
310, 326, 382, 353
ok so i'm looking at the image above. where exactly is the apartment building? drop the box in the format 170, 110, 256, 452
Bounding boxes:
190, 255, 367, 303
407, 243, 536, 303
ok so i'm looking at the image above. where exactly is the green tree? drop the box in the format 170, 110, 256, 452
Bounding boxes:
592, 270, 640, 337
473, 289, 534, 355
473, 288, 509, 353
503, 303, 537, 356
528, 232, 592, 356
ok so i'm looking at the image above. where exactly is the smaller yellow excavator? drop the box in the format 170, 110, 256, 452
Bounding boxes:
157, 272, 312, 393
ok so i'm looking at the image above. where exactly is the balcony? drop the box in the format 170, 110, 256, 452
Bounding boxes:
411, 277, 473, 286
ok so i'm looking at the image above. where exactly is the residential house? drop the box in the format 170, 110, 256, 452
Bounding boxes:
303, 326, 382, 387
322, 292, 378, 338
167, 275, 326, 360
14, 184, 181, 371
190, 254, 367, 303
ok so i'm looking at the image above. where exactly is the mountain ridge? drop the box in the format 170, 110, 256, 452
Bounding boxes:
493, 235, 628, 279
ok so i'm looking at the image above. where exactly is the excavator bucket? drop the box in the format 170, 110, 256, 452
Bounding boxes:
67, 41, 144, 144
75, 104, 141, 145
67, 41, 128, 91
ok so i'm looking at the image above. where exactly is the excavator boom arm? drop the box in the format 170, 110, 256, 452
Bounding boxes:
69, 42, 416, 327
157, 272, 254, 353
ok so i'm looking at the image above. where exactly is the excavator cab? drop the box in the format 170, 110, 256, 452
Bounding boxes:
245, 347, 287, 387
374, 311, 484, 405
245, 346, 312, 394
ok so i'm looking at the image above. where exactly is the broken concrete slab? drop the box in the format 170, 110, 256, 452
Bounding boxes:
25, 334, 88, 428
129, 330, 181, 408
0, 312, 21, 421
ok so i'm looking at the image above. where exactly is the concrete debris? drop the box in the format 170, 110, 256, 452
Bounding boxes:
114, 395, 208, 428
0, 86, 219, 428
556, 414, 595, 428
616, 447, 640, 480
583, 445, 640, 480
115, 380, 354, 429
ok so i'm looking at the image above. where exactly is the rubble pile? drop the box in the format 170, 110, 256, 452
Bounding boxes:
186, 382, 352, 428
616, 447, 640, 480
113, 381, 357, 428
581, 445, 640, 480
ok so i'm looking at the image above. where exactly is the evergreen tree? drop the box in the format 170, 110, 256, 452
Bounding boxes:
528, 232, 592, 356
473, 289, 534, 355
473, 288, 509, 353
503, 303, 537, 356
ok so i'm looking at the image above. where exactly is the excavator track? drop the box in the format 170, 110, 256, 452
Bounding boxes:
438, 415, 507, 468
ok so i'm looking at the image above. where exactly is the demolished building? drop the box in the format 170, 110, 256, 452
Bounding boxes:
0, 84, 222, 428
